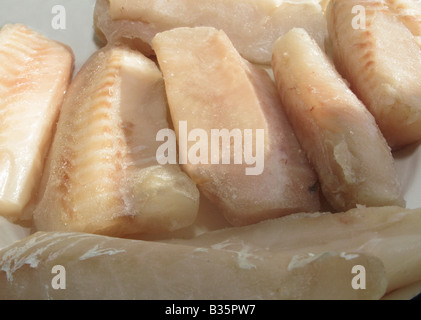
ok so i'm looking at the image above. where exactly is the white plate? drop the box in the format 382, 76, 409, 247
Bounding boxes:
0, 0, 421, 298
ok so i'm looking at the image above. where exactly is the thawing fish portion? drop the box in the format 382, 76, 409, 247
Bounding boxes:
168, 205, 421, 293
152, 27, 320, 227
326, 0, 421, 150
271, 28, 404, 211
0, 231, 387, 300
94, 0, 328, 64
33, 45, 200, 237
0, 24, 74, 221
386, 0, 421, 47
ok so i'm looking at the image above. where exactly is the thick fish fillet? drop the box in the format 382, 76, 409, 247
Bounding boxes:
0, 24, 74, 221
152, 27, 320, 227
94, 0, 328, 64
168, 205, 421, 293
326, 0, 421, 150
0, 231, 387, 300
271, 28, 404, 211
33, 45, 200, 237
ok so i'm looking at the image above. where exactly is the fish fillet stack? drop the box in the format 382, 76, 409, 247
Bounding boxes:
1, 0, 419, 231
2, 0, 421, 300
1, 0, 420, 231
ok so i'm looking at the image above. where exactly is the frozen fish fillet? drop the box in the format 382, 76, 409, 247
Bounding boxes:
326, 0, 421, 150
271, 28, 404, 211
33, 45, 200, 237
152, 27, 320, 226
0, 24, 74, 221
169, 205, 421, 293
0, 231, 387, 300
94, 0, 328, 64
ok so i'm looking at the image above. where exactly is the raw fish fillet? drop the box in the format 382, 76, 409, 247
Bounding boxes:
326, 0, 421, 150
168, 205, 421, 293
0, 24, 74, 221
271, 28, 404, 211
152, 27, 320, 226
33, 45, 200, 237
94, 0, 328, 64
0, 231, 386, 299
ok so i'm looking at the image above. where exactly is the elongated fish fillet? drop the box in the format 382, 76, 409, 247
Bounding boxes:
326, 0, 421, 150
32, 45, 200, 237
0, 231, 387, 300
94, 0, 328, 65
152, 27, 320, 227
0, 24, 74, 221
168, 205, 421, 293
386, 0, 421, 47
271, 28, 404, 211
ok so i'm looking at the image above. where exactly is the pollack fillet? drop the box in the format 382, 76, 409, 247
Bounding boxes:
271, 28, 404, 211
168, 206, 421, 293
33, 45, 200, 237
326, 0, 421, 150
94, 0, 328, 65
0, 24, 74, 221
152, 27, 320, 227
0, 231, 387, 299
386, 0, 421, 47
